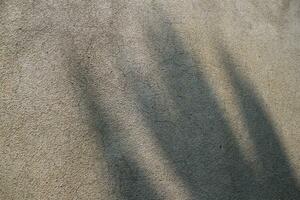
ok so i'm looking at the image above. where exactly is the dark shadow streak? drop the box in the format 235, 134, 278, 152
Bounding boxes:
128, 6, 260, 200
66, 3, 299, 199
66, 40, 161, 200
130, 4, 299, 199
219, 47, 300, 199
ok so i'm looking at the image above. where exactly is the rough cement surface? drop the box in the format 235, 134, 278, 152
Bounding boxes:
1, 0, 300, 199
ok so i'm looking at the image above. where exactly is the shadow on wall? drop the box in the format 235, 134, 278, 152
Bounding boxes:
68, 4, 300, 200
66, 40, 160, 200
219, 46, 300, 199
131, 7, 256, 200
126, 5, 299, 200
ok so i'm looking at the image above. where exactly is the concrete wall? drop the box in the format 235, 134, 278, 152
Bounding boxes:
1, 0, 299, 199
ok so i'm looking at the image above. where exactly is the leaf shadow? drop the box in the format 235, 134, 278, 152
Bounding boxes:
66, 39, 161, 200
68, 3, 299, 199
128, 5, 300, 200
219, 45, 300, 199
129, 6, 259, 200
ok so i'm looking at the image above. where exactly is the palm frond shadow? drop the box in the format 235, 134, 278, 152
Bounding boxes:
68, 6, 299, 199
129, 9, 255, 200
219, 47, 300, 198
127, 6, 299, 200
66, 42, 161, 200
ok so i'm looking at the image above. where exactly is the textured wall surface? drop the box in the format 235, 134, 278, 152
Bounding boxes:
1, 0, 300, 199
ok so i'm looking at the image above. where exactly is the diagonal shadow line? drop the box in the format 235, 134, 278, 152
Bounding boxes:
64, 3, 299, 199
66, 38, 160, 200
219, 46, 300, 199
127, 5, 262, 200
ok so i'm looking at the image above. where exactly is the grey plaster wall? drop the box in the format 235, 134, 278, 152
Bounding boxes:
1, 0, 300, 199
